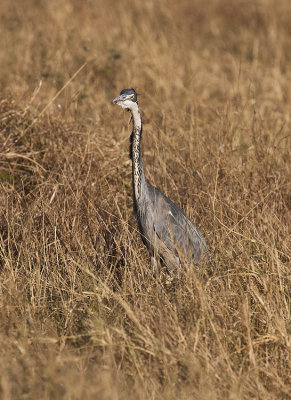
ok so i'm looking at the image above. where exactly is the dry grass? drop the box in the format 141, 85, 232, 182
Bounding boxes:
0, 0, 290, 398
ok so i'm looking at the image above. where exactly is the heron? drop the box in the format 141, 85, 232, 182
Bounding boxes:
112, 88, 208, 274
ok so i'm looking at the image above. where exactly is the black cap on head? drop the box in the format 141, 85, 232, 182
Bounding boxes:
120, 88, 138, 102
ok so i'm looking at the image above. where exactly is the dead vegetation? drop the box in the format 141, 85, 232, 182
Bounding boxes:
0, 0, 290, 398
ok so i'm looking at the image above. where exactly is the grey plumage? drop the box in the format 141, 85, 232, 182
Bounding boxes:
112, 88, 208, 273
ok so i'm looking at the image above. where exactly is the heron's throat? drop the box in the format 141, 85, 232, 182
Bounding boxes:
129, 104, 146, 203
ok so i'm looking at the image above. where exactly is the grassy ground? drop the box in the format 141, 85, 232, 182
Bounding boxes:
0, 0, 290, 398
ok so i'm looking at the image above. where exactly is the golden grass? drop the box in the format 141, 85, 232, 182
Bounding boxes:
0, 0, 290, 398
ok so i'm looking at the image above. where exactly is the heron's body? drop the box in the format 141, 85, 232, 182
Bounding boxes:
113, 89, 207, 273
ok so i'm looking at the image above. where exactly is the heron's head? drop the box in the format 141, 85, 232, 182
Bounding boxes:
112, 88, 138, 110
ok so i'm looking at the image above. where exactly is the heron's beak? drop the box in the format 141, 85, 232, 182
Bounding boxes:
112, 95, 122, 104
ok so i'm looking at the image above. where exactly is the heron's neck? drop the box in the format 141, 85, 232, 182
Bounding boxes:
130, 103, 147, 204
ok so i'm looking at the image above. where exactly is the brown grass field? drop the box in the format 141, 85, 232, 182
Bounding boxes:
0, 0, 290, 398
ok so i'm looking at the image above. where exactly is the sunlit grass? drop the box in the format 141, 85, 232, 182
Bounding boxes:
0, 0, 290, 399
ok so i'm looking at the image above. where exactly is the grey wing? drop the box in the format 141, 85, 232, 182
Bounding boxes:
150, 187, 207, 264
